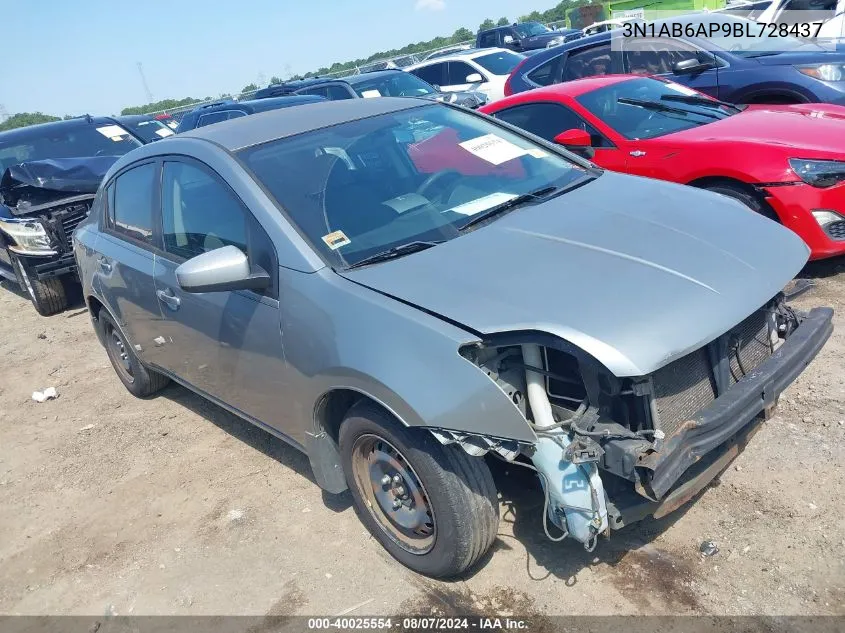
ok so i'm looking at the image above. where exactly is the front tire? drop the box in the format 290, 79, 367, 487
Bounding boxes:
98, 309, 169, 397
11, 255, 67, 316
339, 402, 499, 578
704, 183, 779, 223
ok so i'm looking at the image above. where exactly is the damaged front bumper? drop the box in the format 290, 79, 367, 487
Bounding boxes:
636, 306, 833, 501
442, 303, 833, 550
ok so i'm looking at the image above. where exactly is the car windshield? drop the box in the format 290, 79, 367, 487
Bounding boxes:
513, 22, 550, 37
0, 123, 142, 173
677, 15, 824, 56
239, 104, 590, 268
474, 51, 525, 75
123, 119, 175, 143
351, 73, 437, 98
577, 77, 737, 140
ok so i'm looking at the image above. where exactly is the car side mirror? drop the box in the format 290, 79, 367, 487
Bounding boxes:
465, 73, 484, 83
672, 58, 715, 75
176, 245, 270, 294
553, 129, 595, 159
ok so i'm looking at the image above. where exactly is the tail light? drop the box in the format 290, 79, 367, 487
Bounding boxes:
505, 57, 530, 97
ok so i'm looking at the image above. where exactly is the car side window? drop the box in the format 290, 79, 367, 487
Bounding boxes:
493, 103, 613, 148
446, 61, 480, 85
325, 85, 354, 100
160, 161, 277, 298
197, 111, 229, 127
299, 86, 329, 98
110, 163, 156, 245
413, 63, 446, 87
227, 110, 247, 120
623, 39, 701, 75
527, 55, 563, 86
562, 44, 614, 81
479, 32, 497, 47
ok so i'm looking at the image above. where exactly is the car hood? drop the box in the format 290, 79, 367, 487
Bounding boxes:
522, 32, 571, 47
340, 172, 808, 377
425, 90, 488, 108
0, 157, 116, 212
666, 103, 845, 155
747, 49, 845, 66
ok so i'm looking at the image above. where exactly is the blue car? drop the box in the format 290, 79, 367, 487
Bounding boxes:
505, 14, 845, 104
175, 95, 325, 133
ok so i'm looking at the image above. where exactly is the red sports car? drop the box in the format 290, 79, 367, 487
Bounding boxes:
480, 75, 845, 259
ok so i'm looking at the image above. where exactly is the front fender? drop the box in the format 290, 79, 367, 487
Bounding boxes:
280, 268, 537, 445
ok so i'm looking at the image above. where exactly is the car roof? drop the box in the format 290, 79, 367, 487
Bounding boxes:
343, 69, 406, 84
180, 97, 425, 151
409, 48, 514, 68
509, 74, 638, 101
116, 114, 155, 123
0, 116, 121, 141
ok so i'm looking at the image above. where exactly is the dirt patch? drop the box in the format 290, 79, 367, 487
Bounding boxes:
609, 546, 703, 612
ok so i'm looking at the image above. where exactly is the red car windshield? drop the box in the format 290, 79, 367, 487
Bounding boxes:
576, 78, 738, 140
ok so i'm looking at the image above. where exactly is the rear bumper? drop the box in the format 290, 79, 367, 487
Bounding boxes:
639, 306, 833, 500
763, 182, 845, 260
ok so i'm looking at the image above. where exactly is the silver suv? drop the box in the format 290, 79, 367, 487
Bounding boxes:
75, 97, 832, 578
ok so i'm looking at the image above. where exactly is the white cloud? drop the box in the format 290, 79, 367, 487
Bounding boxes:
415, 0, 446, 11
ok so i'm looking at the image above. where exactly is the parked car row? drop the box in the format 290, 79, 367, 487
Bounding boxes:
0, 10, 840, 581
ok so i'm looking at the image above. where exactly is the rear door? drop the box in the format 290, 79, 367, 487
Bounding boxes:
95, 161, 166, 365
151, 157, 285, 424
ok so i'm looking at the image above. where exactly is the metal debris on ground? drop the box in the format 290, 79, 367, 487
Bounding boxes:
699, 540, 719, 557
31, 387, 58, 402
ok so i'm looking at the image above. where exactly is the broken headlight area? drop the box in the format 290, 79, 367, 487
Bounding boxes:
455, 294, 809, 551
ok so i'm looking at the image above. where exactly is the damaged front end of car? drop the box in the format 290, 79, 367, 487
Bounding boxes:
434, 293, 833, 550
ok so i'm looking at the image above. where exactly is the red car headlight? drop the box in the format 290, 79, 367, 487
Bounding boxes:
789, 158, 845, 188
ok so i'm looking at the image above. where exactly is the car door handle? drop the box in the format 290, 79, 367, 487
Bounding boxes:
97, 257, 113, 273
629, 150, 647, 157
156, 288, 181, 311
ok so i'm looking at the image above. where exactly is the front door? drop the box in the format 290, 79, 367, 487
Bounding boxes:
622, 38, 720, 97
151, 158, 286, 428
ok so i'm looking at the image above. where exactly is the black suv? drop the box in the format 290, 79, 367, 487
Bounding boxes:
175, 95, 325, 133
476, 22, 581, 51
255, 69, 487, 108
0, 117, 143, 315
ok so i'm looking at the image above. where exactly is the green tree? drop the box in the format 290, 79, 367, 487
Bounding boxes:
496, 17, 510, 26
269, 76, 284, 85
241, 82, 259, 93
0, 112, 61, 132
121, 97, 202, 116
452, 27, 473, 41
478, 18, 495, 32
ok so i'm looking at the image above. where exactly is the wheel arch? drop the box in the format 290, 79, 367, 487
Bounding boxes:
686, 176, 781, 222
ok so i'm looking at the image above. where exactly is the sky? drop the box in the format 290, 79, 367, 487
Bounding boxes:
2, 0, 559, 117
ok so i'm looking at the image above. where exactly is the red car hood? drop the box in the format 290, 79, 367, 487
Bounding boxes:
665, 103, 845, 157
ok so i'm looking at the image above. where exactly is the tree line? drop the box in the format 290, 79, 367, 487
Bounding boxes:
1, 0, 597, 130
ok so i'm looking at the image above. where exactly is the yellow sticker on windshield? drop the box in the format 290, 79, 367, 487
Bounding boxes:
322, 230, 351, 250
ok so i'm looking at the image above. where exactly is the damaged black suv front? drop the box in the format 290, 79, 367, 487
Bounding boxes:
0, 117, 143, 315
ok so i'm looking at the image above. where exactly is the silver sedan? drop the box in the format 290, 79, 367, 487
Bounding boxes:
74, 97, 832, 577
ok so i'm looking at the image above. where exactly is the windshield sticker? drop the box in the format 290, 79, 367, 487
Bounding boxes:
449, 192, 518, 216
155, 128, 175, 137
664, 82, 698, 97
459, 134, 527, 165
321, 230, 351, 250
96, 125, 130, 140
526, 148, 549, 159
361, 90, 382, 99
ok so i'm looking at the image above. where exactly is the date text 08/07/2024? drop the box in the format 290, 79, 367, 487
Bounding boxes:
306, 617, 530, 630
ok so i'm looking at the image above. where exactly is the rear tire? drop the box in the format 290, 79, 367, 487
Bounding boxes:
339, 402, 499, 578
11, 255, 67, 316
704, 183, 779, 223
98, 309, 169, 397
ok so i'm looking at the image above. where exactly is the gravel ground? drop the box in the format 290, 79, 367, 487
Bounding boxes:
0, 260, 843, 617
